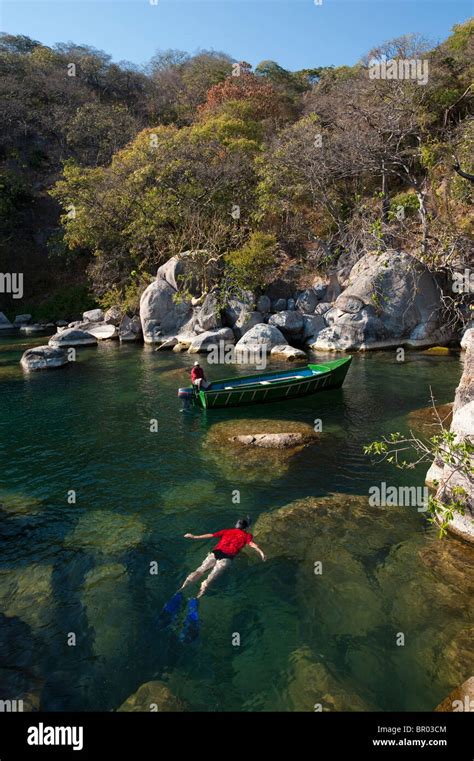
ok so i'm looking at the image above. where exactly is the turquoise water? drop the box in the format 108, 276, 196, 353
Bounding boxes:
0, 335, 472, 712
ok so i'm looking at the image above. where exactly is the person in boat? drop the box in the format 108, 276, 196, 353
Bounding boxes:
191, 361, 211, 390
179, 517, 266, 598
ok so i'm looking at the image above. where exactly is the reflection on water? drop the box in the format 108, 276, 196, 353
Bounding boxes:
0, 338, 470, 711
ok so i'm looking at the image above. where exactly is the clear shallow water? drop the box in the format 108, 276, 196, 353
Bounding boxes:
0, 335, 472, 711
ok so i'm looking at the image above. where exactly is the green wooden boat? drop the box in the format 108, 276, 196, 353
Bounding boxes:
178, 356, 352, 409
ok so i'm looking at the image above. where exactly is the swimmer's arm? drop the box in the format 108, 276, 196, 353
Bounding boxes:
184, 533, 214, 540
248, 541, 266, 561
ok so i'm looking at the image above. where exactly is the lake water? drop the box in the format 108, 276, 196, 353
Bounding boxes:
0, 334, 472, 712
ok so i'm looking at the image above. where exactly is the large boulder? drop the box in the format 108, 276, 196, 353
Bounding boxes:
48, 328, 97, 347
197, 293, 222, 332
188, 327, 234, 354
312, 251, 450, 351
223, 291, 255, 329
296, 288, 319, 314
82, 308, 104, 323
0, 312, 13, 330
268, 310, 304, 339
233, 310, 263, 340
156, 250, 204, 294
426, 334, 474, 542
235, 323, 286, 354
461, 327, 474, 353
139, 278, 192, 344
302, 314, 326, 343
20, 346, 70, 372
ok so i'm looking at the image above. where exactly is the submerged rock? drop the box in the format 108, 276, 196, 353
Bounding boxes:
203, 419, 318, 483
64, 511, 146, 556
20, 345, 70, 372
286, 646, 373, 711
435, 677, 474, 712
82, 563, 133, 661
162, 479, 217, 512
407, 403, 453, 437
229, 432, 317, 449
117, 680, 184, 712
0, 491, 43, 515
0, 564, 53, 630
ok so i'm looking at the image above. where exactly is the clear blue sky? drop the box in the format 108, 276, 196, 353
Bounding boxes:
1, 0, 472, 70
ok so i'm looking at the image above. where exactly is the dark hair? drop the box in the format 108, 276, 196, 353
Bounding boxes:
236, 515, 252, 530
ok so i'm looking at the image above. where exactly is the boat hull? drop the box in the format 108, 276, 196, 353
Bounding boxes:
181, 357, 352, 410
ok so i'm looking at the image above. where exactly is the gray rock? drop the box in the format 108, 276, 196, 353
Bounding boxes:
157, 250, 204, 294
20, 345, 70, 372
104, 306, 123, 326
0, 312, 13, 330
235, 323, 286, 353
314, 302, 332, 315
119, 315, 142, 342
296, 289, 318, 314
13, 314, 31, 326
139, 278, 191, 344
19, 324, 54, 335
302, 314, 326, 342
270, 345, 307, 360
223, 291, 255, 328
198, 293, 222, 332
272, 298, 287, 312
313, 251, 447, 350
48, 328, 97, 347
287, 298, 296, 311
461, 327, 474, 352
256, 295, 271, 314
334, 293, 365, 314
86, 323, 118, 340
55, 320, 68, 327
82, 308, 104, 323
268, 310, 304, 338
188, 327, 235, 354
233, 311, 263, 340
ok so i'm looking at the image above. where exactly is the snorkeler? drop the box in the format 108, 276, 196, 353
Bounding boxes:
179, 517, 266, 598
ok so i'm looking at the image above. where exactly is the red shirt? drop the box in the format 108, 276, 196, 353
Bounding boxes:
191, 366, 204, 382
212, 528, 253, 557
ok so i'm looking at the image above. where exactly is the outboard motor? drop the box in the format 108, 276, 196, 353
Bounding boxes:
178, 386, 194, 411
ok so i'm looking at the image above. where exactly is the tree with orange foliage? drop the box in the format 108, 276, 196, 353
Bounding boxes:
198, 61, 288, 123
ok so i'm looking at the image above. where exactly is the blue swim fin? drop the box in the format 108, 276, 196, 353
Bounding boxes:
157, 591, 184, 628
179, 598, 200, 643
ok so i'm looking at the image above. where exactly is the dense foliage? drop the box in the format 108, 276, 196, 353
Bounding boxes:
0, 22, 472, 317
